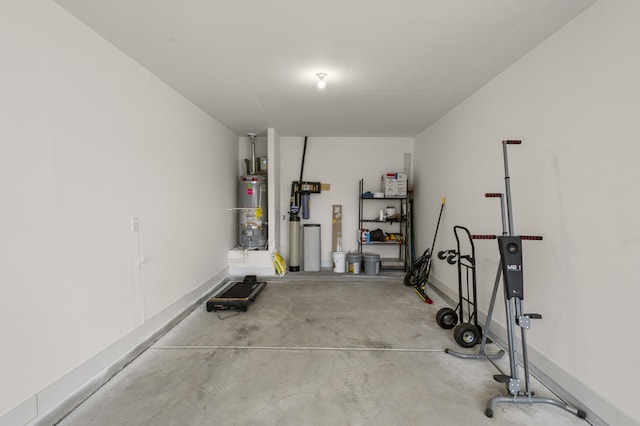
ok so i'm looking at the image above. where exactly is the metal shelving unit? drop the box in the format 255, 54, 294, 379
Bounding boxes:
358, 178, 407, 270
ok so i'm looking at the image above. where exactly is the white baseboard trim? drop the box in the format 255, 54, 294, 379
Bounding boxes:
428, 275, 638, 426
1, 269, 229, 426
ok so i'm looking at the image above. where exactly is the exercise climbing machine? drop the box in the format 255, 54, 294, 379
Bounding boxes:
484, 140, 586, 420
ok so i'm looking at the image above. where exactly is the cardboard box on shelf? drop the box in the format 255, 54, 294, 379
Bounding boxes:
381, 173, 407, 197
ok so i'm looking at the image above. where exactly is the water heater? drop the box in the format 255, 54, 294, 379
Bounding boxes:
238, 133, 268, 249
238, 175, 267, 248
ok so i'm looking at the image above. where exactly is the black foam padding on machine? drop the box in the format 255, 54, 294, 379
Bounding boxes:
498, 236, 524, 300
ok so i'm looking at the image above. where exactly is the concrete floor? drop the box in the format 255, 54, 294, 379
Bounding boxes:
59, 274, 589, 426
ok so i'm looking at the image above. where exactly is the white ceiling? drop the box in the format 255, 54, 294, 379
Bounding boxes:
55, 0, 595, 137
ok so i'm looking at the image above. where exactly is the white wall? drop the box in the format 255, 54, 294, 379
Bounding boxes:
267, 128, 282, 251
0, 0, 237, 421
278, 137, 413, 268
414, 1, 639, 424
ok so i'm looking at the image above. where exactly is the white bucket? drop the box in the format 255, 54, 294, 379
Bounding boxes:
332, 251, 346, 273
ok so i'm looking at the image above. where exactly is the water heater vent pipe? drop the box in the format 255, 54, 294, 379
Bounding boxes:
248, 133, 257, 175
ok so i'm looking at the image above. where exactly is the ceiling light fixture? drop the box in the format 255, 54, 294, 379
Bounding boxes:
316, 73, 327, 89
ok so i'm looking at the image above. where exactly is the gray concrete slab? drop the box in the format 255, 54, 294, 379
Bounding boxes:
59, 277, 588, 426
157, 279, 453, 350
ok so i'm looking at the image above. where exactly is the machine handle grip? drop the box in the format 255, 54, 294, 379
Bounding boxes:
470, 235, 541, 240
472, 234, 497, 240
503, 140, 522, 144
485, 193, 502, 198
521, 235, 543, 240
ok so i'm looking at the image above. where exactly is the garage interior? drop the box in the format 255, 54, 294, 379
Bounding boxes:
2, 1, 639, 426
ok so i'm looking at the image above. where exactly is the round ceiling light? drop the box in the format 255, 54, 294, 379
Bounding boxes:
316, 73, 327, 89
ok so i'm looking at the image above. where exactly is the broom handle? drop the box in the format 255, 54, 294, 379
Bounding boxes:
429, 197, 446, 255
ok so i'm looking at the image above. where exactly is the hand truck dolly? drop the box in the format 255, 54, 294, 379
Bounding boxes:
436, 225, 483, 348
444, 194, 508, 360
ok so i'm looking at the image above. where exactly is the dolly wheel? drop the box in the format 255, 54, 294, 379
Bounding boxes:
436, 308, 458, 329
454, 323, 480, 348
